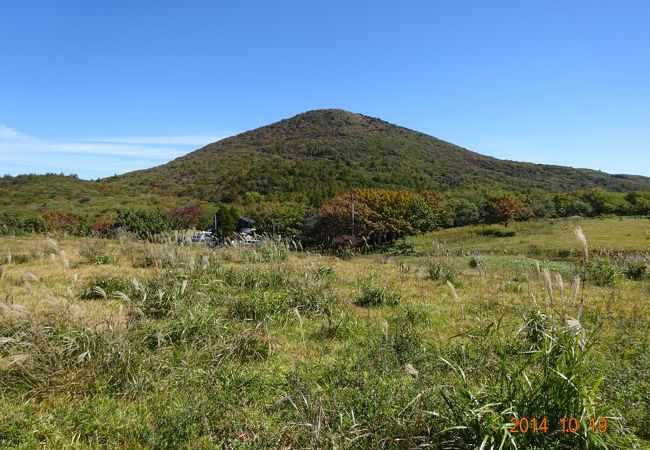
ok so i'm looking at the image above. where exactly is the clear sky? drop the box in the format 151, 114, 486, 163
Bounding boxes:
1, 0, 649, 179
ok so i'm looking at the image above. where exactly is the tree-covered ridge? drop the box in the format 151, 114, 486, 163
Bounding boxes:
112, 109, 650, 203
2, 110, 650, 241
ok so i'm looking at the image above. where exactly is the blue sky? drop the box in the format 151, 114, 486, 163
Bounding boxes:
1, 0, 649, 179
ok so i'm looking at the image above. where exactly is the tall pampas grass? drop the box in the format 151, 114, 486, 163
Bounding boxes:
59, 250, 69, 269
92, 286, 108, 300
574, 226, 588, 264
45, 238, 69, 269
446, 280, 459, 302
570, 276, 581, 303
541, 268, 554, 304
555, 273, 564, 300
446, 280, 464, 318
46, 238, 60, 253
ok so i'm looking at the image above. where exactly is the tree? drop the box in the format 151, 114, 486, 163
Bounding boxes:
114, 209, 174, 239
486, 196, 520, 227
449, 198, 481, 227
243, 201, 308, 238
213, 203, 239, 238
304, 188, 438, 245
553, 194, 593, 217
167, 204, 201, 232
625, 191, 650, 215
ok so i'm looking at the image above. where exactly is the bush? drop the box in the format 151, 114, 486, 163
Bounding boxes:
80, 276, 131, 300
449, 197, 481, 227
583, 259, 620, 287
435, 317, 633, 449
0, 253, 29, 264
622, 259, 648, 280
79, 245, 117, 265
243, 201, 308, 238
485, 195, 520, 227
480, 228, 516, 238
258, 241, 289, 262
385, 240, 415, 255
305, 188, 438, 246
114, 209, 176, 240
355, 283, 401, 307
468, 254, 483, 268
426, 260, 461, 285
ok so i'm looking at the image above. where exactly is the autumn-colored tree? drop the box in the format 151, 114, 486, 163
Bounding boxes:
305, 188, 439, 245
486, 195, 520, 227
167, 204, 201, 232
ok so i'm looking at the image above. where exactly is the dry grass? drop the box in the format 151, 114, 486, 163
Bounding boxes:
0, 226, 649, 448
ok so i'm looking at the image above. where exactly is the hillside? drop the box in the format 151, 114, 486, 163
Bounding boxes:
3, 109, 650, 213
111, 109, 650, 203
0, 174, 199, 216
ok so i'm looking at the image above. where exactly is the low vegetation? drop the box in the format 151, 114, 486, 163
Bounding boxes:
1, 218, 648, 448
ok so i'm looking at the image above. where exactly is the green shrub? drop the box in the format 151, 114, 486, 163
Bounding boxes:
386, 240, 415, 255
114, 209, 176, 240
583, 259, 620, 286
313, 312, 353, 340
623, 260, 648, 280
258, 241, 289, 262
80, 276, 131, 300
228, 291, 290, 321
355, 283, 400, 307
479, 228, 516, 237
434, 315, 634, 449
79, 245, 117, 265
0, 253, 29, 264
386, 310, 427, 365
426, 260, 461, 285
313, 265, 334, 279
468, 254, 483, 268
288, 278, 337, 314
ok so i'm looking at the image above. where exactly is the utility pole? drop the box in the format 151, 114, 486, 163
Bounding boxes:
350, 191, 355, 238
214, 213, 219, 242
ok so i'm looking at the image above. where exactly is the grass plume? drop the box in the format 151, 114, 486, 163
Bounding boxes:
574, 226, 589, 264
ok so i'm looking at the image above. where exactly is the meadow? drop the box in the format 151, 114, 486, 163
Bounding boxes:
0, 217, 648, 449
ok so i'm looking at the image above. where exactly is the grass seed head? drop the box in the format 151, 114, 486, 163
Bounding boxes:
59, 250, 69, 269
446, 280, 459, 302
541, 267, 554, 303
570, 275, 581, 302
555, 273, 564, 300
574, 226, 589, 264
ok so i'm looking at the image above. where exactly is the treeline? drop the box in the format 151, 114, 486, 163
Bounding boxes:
303, 188, 650, 245
0, 205, 207, 239
2, 188, 649, 244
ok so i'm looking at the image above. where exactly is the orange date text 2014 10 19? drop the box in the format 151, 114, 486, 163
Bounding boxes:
508, 417, 609, 433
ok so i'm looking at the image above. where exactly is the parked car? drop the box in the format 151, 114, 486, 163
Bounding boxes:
190, 231, 216, 245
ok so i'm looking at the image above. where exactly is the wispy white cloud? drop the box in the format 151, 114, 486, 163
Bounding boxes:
0, 125, 230, 179
84, 135, 224, 146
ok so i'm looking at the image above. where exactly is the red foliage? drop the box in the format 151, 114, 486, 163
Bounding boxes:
167, 204, 201, 230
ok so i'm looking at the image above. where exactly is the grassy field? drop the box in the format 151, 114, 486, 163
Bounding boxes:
0, 218, 649, 448
407, 217, 650, 257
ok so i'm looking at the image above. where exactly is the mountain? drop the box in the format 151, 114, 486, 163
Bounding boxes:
110, 109, 650, 204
